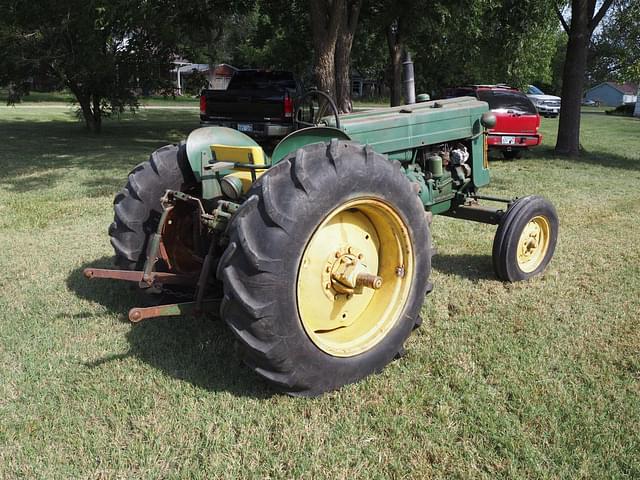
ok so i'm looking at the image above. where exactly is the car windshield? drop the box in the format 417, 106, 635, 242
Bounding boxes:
228, 71, 296, 90
528, 85, 545, 95
477, 91, 537, 115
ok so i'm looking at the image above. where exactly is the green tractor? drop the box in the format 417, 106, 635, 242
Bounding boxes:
85, 93, 558, 396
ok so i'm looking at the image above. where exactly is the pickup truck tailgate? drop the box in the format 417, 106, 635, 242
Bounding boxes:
203, 89, 286, 122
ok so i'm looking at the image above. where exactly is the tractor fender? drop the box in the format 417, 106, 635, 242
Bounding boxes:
185, 126, 261, 181
271, 127, 351, 165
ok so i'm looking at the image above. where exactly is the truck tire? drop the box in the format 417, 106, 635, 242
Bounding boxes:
217, 140, 431, 396
492, 195, 558, 282
109, 143, 194, 269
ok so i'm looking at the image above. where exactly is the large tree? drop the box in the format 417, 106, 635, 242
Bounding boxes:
308, 0, 362, 113
335, 0, 362, 112
309, 0, 345, 100
360, 0, 558, 106
0, 0, 183, 132
0, 0, 252, 132
555, 0, 617, 156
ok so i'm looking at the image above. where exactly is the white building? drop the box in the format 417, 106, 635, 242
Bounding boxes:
170, 62, 238, 95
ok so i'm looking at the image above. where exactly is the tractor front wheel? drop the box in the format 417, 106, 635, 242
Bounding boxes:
492, 195, 558, 282
217, 140, 431, 396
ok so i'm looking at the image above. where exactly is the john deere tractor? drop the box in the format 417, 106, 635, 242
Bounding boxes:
86, 92, 558, 396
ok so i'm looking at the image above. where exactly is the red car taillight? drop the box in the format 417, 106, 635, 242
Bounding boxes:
284, 93, 293, 118
199, 95, 206, 115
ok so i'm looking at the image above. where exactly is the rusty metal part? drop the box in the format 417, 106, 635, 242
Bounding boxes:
128, 299, 221, 323
195, 239, 217, 310
161, 199, 204, 274
83, 268, 197, 286
355, 273, 383, 289
140, 204, 174, 287
330, 253, 382, 294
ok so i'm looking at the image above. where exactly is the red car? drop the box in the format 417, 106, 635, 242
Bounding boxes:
447, 85, 542, 159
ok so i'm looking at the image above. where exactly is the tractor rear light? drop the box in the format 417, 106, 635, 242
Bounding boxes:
284, 93, 293, 118
199, 95, 206, 115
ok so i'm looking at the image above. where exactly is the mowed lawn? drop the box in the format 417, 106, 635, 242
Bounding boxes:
0, 102, 638, 479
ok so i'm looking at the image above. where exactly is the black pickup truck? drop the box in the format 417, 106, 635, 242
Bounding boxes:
199, 70, 301, 139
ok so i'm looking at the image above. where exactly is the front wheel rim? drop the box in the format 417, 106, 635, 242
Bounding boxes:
516, 215, 551, 273
296, 198, 414, 357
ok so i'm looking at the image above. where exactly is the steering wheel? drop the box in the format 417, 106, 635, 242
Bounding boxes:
294, 89, 341, 130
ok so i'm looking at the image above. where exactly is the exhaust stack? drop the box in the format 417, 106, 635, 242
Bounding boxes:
403, 51, 416, 105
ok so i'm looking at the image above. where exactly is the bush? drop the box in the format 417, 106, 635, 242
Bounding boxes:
605, 103, 635, 116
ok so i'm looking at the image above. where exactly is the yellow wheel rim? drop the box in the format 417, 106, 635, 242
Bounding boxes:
516, 215, 551, 273
296, 198, 414, 357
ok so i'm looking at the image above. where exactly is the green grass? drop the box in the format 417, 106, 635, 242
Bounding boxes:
1, 105, 639, 478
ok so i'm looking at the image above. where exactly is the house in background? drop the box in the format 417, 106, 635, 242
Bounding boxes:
170, 61, 238, 95
584, 82, 638, 107
209, 64, 238, 90
351, 69, 381, 98
635, 86, 640, 117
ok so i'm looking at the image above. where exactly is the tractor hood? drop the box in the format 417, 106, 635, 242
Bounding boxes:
322, 97, 488, 159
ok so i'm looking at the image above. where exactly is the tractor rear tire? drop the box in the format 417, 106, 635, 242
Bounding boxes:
217, 140, 431, 396
492, 195, 558, 282
109, 143, 194, 269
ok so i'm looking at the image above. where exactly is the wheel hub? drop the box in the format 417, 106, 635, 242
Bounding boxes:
297, 199, 413, 357
516, 216, 551, 273
322, 248, 383, 297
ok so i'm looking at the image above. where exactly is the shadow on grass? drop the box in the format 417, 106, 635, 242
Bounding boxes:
0, 110, 197, 191
432, 253, 495, 281
533, 144, 640, 171
66, 257, 273, 399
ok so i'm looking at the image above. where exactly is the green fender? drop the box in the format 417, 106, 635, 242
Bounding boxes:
185, 126, 261, 181
271, 127, 351, 165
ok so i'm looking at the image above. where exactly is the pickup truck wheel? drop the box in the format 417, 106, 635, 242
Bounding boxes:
492, 196, 558, 282
217, 140, 431, 396
109, 144, 194, 270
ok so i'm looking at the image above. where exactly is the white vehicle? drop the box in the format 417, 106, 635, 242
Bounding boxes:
526, 85, 561, 118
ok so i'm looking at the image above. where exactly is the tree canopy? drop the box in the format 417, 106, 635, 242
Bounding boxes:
588, 0, 640, 84
2, 0, 637, 146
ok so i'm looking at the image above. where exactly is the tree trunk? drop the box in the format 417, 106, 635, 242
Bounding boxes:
555, 0, 616, 156
309, 0, 345, 100
335, 0, 361, 113
78, 96, 99, 133
314, 47, 337, 98
68, 81, 102, 133
386, 20, 403, 107
91, 95, 102, 133
555, 2, 591, 156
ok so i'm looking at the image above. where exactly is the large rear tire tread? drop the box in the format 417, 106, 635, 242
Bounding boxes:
217, 140, 431, 396
109, 143, 194, 269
